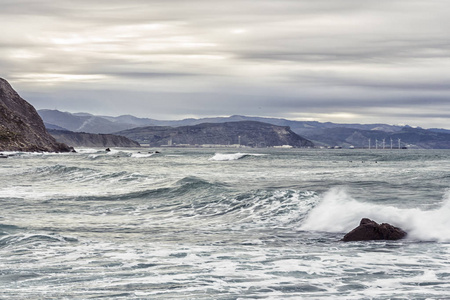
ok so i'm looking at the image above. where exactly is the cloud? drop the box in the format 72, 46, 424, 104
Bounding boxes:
1, 0, 450, 128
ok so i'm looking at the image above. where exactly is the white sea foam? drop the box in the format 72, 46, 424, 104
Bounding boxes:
106, 148, 122, 155
209, 153, 266, 161
300, 187, 450, 242
0, 151, 48, 157
131, 153, 155, 158
75, 148, 101, 154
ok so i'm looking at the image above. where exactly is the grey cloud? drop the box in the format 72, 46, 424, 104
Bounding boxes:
2, 0, 450, 128
96, 71, 201, 79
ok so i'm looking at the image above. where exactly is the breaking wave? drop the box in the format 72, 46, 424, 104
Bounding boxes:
300, 187, 450, 242
0, 233, 78, 249
209, 153, 266, 161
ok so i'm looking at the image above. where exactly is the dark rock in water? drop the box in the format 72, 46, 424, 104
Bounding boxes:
105, 147, 111, 152
0, 78, 72, 152
342, 218, 407, 242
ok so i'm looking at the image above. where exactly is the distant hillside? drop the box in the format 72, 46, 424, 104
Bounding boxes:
48, 129, 140, 148
159, 115, 405, 136
429, 128, 450, 134
0, 79, 71, 152
307, 126, 450, 149
38, 110, 405, 135
38, 109, 450, 149
44, 122, 68, 131
115, 121, 314, 148
38, 109, 140, 134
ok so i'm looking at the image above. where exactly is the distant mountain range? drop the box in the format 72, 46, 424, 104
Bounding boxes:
115, 121, 314, 148
38, 109, 450, 149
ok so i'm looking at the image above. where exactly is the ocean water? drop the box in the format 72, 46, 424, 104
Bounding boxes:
0, 148, 449, 299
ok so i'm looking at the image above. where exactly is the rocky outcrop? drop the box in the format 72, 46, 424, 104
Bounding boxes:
48, 129, 140, 148
342, 218, 407, 242
0, 78, 71, 152
115, 121, 314, 147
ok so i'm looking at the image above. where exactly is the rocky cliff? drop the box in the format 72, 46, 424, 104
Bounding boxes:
115, 121, 314, 147
48, 129, 140, 148
0, 78, 71, 152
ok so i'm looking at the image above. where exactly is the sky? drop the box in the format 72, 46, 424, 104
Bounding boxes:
1, 0, 450, 129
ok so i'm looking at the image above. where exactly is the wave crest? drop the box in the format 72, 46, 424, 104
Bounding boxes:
300, 187, 450, 242
209, 153, 266, 161
0, 233, 78, 249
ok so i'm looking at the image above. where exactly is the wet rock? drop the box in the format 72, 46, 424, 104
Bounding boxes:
342, 218, 407, 242
0, 78, 72, 152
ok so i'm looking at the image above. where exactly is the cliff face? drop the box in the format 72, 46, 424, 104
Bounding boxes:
0, 78, 71, 152
116, 121, 314, 147
48, 129, 140, 148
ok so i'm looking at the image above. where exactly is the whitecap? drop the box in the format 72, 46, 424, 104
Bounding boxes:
75, 148, 102, 154
300, 187, 450, 242
131, 153, 155, 158
209, 153, 266, 161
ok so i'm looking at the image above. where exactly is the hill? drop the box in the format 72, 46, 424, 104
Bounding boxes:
0, 79, 71, 152
38, 109, 137, 134
38, 110, 450, 149
305, 126, 450, 149
39, 110, 407, 135
47, 129, 140, 148
115, 121, 314, 148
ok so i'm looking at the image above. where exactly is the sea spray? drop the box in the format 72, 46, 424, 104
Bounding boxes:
130, 152, 155, 158
300, 187, 450, 242
404, 190, 450, 242
209, 153, 266, 161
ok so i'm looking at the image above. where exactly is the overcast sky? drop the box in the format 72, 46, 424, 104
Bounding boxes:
1, 0, 450, 128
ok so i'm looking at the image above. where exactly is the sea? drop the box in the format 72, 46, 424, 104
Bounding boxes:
0, 147, 449, 299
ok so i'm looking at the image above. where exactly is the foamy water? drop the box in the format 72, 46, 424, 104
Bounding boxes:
209, 152, 266, 161
0, 148, 449, 299
301, 187, 450, 242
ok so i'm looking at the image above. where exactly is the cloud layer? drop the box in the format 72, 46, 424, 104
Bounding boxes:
1, 0, 450, 128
